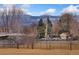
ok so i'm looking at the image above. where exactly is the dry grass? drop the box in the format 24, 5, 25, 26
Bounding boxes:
0, 48, 79, 55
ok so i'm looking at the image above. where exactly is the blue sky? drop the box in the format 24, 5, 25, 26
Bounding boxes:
0, 4, 79, 16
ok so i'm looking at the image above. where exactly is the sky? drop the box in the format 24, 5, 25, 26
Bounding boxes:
0, 4, 79, 16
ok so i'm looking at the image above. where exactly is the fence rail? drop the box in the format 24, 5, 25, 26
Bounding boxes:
33, 40, 79, 50
0, 37, 79, 50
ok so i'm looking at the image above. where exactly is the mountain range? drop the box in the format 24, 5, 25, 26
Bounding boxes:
21, 15, 60, 26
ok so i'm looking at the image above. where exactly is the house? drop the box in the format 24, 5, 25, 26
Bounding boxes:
60, 33, 68, 40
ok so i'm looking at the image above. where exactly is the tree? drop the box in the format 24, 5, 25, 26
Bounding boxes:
47, 17, 52, 37
59, 13, 75, 50
59, 13, 74, 34
0, 5, 24, 48
0, 6, 24, 33
37, 18, 46, 39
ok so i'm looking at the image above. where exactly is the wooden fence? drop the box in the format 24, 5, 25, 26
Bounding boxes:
0, 37, 79, 50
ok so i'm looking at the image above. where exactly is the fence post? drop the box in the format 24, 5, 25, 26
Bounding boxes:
31, 39, 34, 49
31, 42, 34, 49
16, 43, 19, 49
49, 41, 51, 49
70, 37, 72, 50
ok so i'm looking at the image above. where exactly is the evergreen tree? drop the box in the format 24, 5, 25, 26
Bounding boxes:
37, 18, 46, 39
37, 17, 52, 39
47, 17, 52, 35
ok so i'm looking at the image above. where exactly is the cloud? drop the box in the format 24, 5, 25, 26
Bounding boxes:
2, 4, 31, 9
21, 4, 31, 9
21, 9, 32, 15
0, 8, 4, 11
0, 4, 15, 12
26, 12, 32, 15
2, 4, 15, 10
40, 8, 56, 15
0, 4, 32, 16
46, 9, 56, 13
62, 5, 79, 13
20, 4, 32, 15
2, 4, 14, 8
21, 8, 28, 12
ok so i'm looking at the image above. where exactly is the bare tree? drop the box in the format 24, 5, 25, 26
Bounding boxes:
0, 5, 25, 48
59, 13, 74, 34
58, 13, 77, 50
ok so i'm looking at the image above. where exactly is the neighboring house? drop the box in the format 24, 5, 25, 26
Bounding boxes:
60, 33, 67, 40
